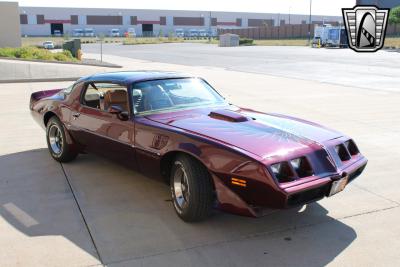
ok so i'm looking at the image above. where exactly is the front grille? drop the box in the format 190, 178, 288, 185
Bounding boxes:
287, 183, 331, 207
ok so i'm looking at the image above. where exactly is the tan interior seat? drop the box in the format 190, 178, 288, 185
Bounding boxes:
103, 90, 128, 112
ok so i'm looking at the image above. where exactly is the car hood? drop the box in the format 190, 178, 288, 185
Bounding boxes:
145, 106, 342, 159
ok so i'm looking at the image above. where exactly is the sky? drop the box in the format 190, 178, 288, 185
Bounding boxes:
1, 0, 356, 16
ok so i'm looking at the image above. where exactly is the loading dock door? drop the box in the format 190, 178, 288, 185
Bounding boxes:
51, 23, 63, 35
142, 24, 153, 37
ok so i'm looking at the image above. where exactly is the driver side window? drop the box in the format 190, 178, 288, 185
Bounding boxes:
82, 83, 129, 113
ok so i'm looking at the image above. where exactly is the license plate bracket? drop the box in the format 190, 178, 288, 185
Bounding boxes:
328, 176, 348, 197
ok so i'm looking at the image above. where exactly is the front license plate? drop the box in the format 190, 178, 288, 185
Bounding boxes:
328, 176, 348, 197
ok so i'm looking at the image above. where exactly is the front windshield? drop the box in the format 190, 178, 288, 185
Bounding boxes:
131, 78, 226, 115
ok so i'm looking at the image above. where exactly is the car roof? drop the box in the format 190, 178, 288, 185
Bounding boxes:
77, 71, 194, 85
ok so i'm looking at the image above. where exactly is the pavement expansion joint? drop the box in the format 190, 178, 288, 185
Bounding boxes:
60, 162, 104, 265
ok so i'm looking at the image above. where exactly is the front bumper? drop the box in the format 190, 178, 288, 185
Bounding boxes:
285, 157, 368, 208
213, 156, 367, 218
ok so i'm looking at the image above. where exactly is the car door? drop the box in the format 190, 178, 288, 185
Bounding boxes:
69, 82, 138, 170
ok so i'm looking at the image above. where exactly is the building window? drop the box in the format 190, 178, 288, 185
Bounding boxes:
248, 19, 274, 27
37, 14, 45, 24
20, 14, 28, 24
160, 16, 166, 26
130, 16, 137, 25
86, 15, 123, 25
236, 18, 242, 27
173, 17, 204, 26
71, 15, 78, 25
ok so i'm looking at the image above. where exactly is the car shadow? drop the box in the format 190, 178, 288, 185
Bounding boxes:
0, 148, 357, 266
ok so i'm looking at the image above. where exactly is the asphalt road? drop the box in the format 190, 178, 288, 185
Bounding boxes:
83, 43, 400, 92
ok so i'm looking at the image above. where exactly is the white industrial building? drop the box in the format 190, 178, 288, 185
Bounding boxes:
18, 6, 342, 37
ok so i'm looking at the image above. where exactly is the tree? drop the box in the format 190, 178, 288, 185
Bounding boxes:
389, 6, 400, 24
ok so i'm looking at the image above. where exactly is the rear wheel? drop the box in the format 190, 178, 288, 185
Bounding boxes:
46, 116, 78, 162
170, 155, 214, 222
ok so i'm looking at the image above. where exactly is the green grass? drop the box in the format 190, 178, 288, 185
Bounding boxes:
123, 37, 184, 45
0, 46, 78, 62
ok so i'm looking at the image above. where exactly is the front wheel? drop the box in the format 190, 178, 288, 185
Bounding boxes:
170, 155, 214, 222
46, 116, 78, 163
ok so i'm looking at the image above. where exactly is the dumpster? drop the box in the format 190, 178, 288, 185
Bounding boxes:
63, 39, 81, 58
219, 33, 239, 47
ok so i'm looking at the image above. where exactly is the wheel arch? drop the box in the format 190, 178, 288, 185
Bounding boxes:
160, 150, 215, 190
43, 111, 57, 127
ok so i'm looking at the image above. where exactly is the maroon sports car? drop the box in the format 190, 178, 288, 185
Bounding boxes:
30, 71, 367, 222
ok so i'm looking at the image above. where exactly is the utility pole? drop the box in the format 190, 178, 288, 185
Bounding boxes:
278, 13, 281, 39
308, 0, 312, 44
289, 6, 291, 25
209, 11, 212, 42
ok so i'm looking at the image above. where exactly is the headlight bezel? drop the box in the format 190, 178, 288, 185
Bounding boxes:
269, 156, 314, 183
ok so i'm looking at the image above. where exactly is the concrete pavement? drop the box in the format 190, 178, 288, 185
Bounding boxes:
0, 51, 400, 266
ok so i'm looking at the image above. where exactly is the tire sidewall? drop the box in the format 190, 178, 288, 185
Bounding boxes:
46, 118, 67, 160
170, 160, 189, 216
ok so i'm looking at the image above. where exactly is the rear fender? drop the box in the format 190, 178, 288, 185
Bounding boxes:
30, 89, 63, 109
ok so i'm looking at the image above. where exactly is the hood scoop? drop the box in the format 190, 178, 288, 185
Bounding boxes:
209, 109, 249, 122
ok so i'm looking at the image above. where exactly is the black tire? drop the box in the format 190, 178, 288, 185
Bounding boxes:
46, 116, 78, 163
170, 154, 214, 222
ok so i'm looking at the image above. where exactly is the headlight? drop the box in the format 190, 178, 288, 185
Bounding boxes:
344, 139, 359, 156
290, 157, 313, 178
335, 144, 351, 161
270, 162, 295, 183
270, 156, 314, 183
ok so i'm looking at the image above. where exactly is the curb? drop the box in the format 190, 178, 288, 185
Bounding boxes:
0, 77, 80, 84
0, 57, 122, 68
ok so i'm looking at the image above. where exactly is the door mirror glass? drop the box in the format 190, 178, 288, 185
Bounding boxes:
118, 111, 129, 121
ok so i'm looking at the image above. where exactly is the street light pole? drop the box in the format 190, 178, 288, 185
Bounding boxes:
308, 0, 312, 44
278, 13, 281, 39
209, 11, 212, 42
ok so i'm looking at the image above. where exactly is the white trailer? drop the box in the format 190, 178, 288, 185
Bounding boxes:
313, 25, 348, 48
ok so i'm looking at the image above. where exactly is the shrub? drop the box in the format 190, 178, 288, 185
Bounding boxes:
0, 46, 77, 62
239, 38, 254, 46
389, 6, 400, 24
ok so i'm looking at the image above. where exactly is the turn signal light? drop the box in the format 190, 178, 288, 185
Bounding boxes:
231, 177, 247, 187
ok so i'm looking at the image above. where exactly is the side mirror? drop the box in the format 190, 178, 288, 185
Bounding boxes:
108, 105, 129, 121
108, 105, 123, 114
118, 111, 129, 121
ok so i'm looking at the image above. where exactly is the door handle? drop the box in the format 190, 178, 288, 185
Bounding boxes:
72, 112, 80, 119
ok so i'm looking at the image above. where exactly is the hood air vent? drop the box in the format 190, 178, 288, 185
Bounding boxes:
209, 109, 249, 122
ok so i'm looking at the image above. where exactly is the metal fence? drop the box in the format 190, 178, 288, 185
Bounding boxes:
386, 24, 400, 36
218, 23, 400, 39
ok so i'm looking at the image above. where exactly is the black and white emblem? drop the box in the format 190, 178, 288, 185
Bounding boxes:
342, 5, 389, 52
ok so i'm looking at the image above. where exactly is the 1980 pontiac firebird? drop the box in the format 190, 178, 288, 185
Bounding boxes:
30, 71, 367, 222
